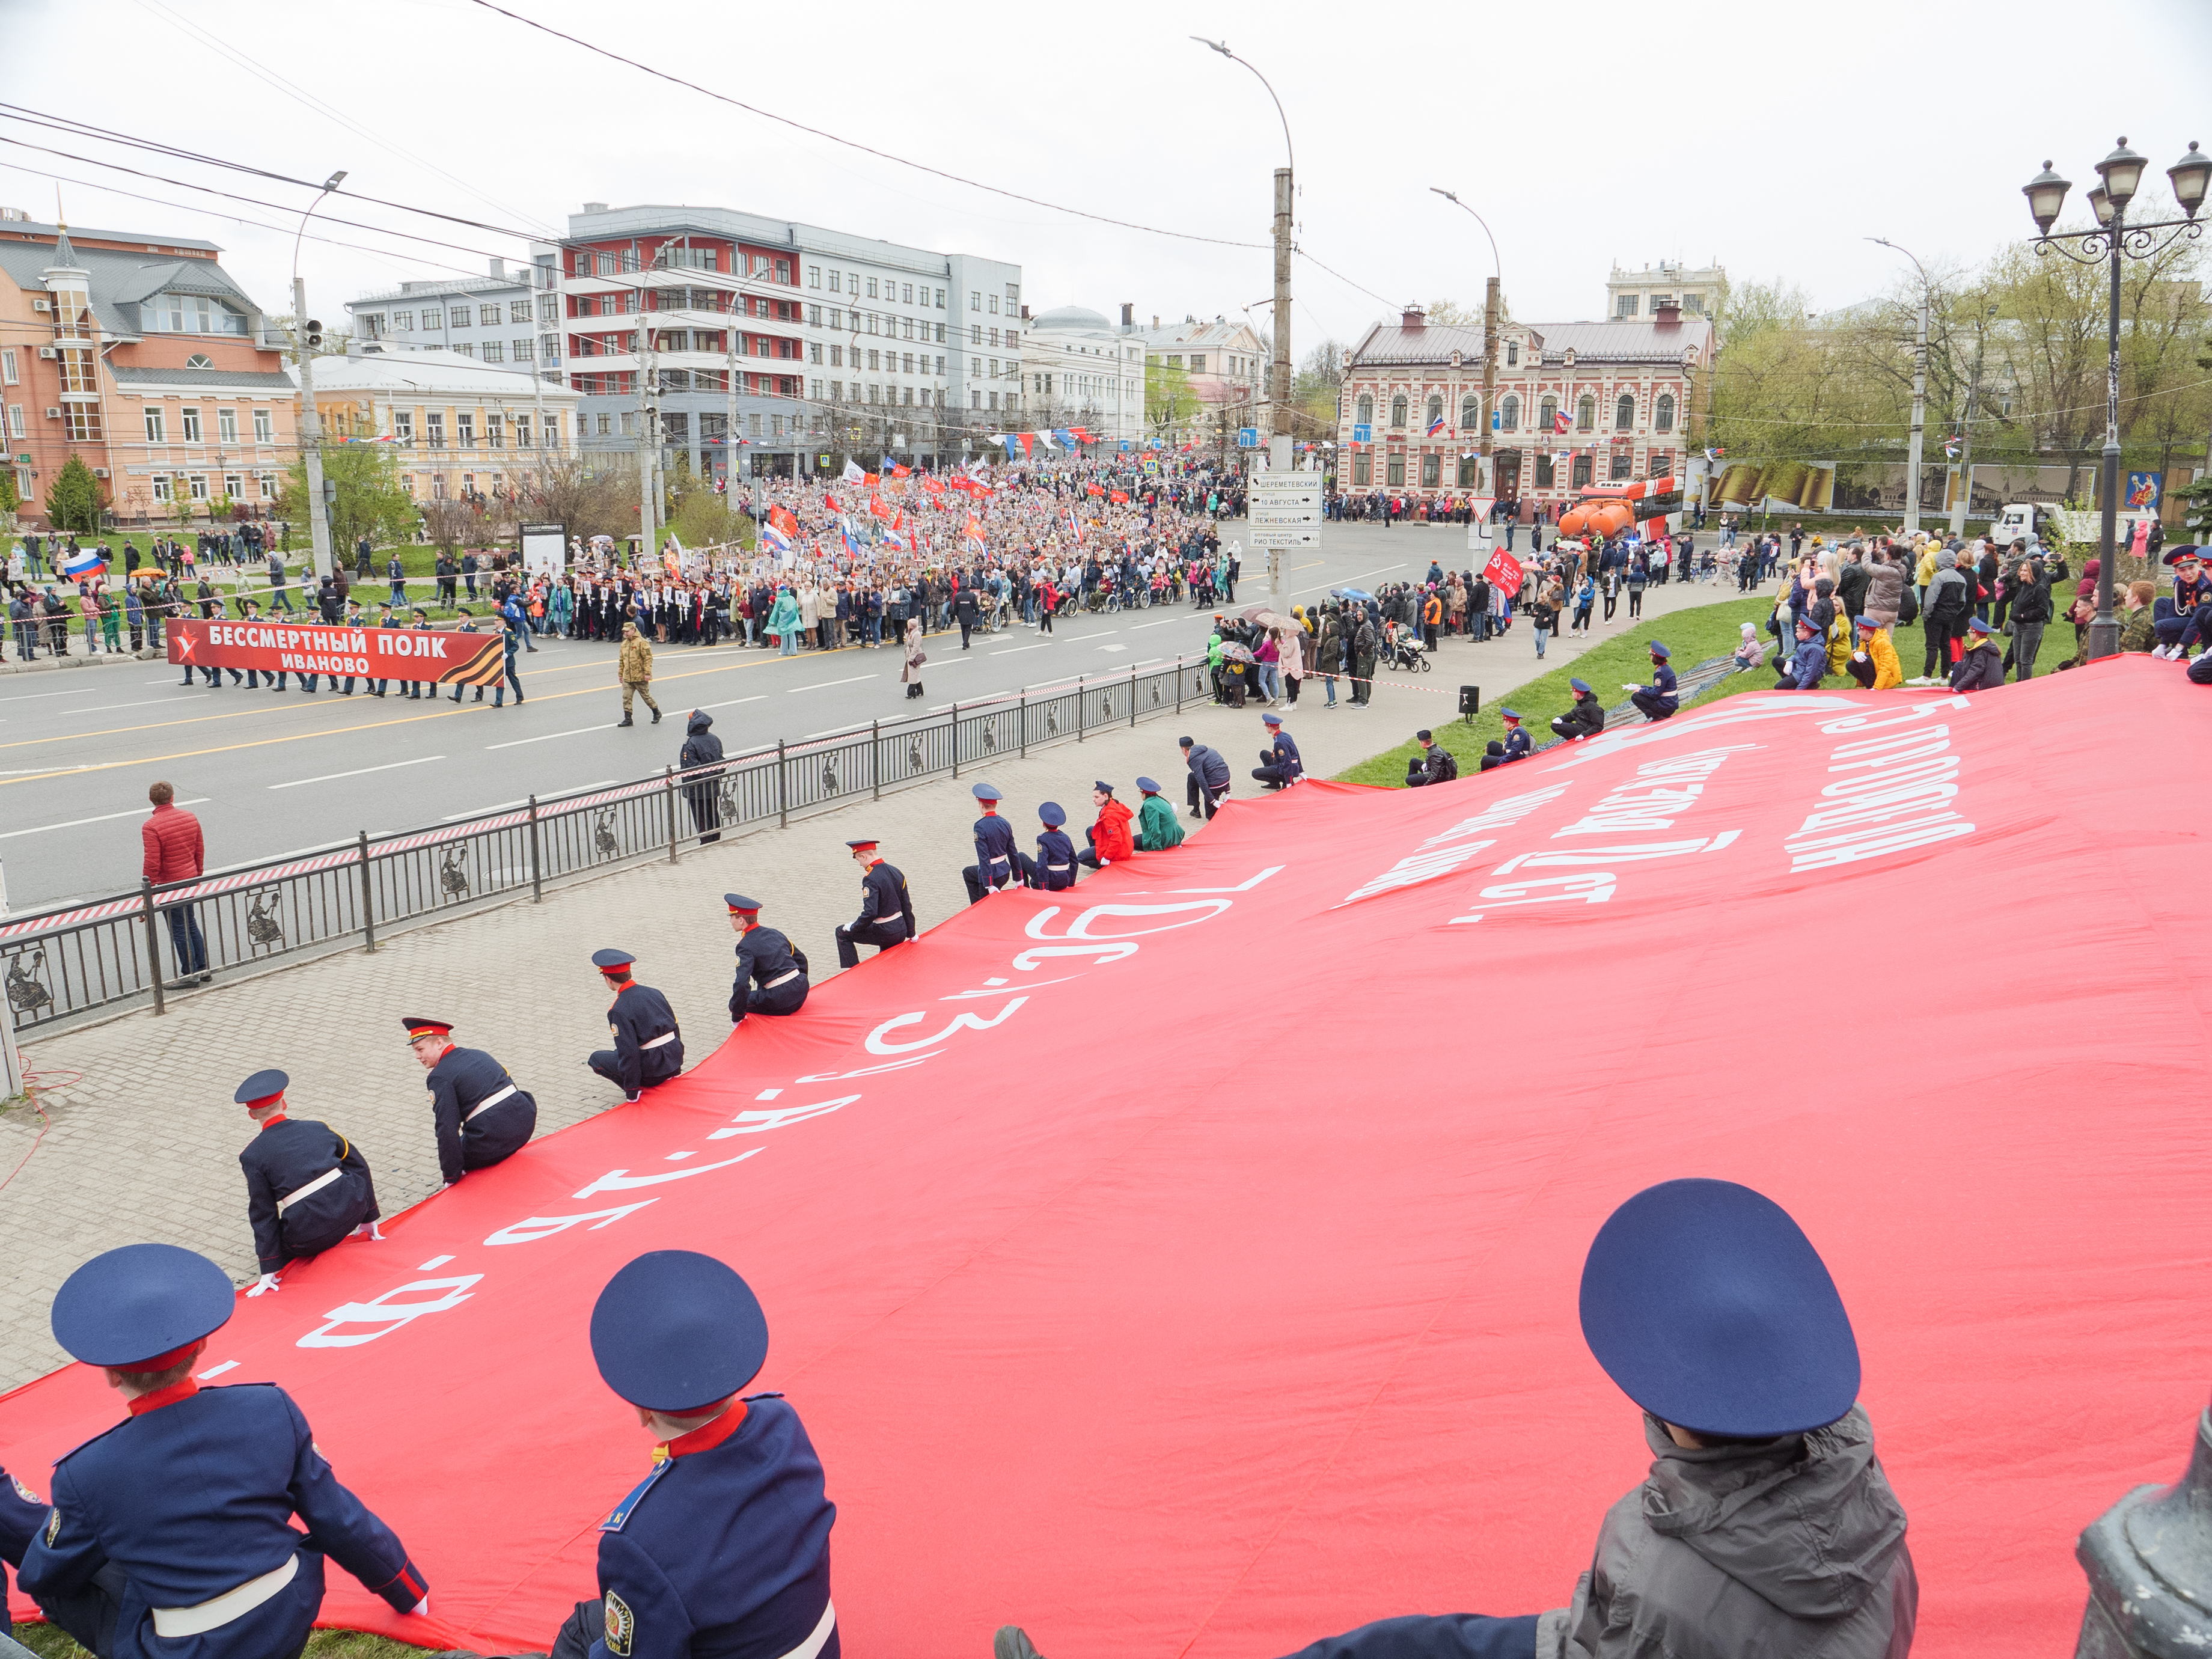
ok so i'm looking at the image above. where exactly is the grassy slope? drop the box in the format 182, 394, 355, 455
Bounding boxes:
11, 1628, 432, 1659
1336, 591, 1779, 786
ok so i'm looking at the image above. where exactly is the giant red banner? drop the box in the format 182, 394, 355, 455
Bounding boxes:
166, 619, 506, 686
5, 661, 2208, 1658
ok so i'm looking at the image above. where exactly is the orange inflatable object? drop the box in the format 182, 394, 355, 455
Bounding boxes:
1558, 499, 1634, 542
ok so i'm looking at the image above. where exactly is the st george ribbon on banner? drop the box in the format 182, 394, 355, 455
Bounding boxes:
165, 619, 509, 686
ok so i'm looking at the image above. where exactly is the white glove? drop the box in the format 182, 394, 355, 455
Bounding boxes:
410, 1596, 431, 1617
352, 1220, 386, 1240
1621, 682, 1640, 691
246, 1273, 281, 1297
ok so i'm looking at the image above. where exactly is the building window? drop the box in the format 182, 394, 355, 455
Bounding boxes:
776, 260, 791, 284
1576, 396, 1595, 431
480, 305, 500, 326
807, 265, 821, 289
1616, 394, 1635, 430
1655, 394, 1675, 433
431, 472, 447, 498
1386, 455, 1404, 487
5, 405, 22, 438
1353, 454, 1372, 486
145, 293, 249, 335
513, 337, 534, 362
422, 309, 444, 330
1420, 453, 1440, 489
1389, 395, 1407, 428
486, 414, 505, 448
180, 408, 202, 442
1458, 455, 1480, 488
1506, 342, 1520, 367
453, 344, 472, 358
1535, 454, 1554, 487
1683, 294, 1704, 316
222, 471, 243, 498
457, 414, 475, 447
144, 407, 166, 442
1539, 396, 1557, 431
447, 308, 469, 331
1354, 394, 1373, 427
256, 472, 277, 496
1426, 396, 1443, 429
0, 347, 14, 384
508, 299, 531, 323
392, 311, 413, 331
394, 412, 414, 442
212, 408, 235, 443
188, 474, 209, 501
1461, 395, 1479, 431
1652, 294, 1675, 311
427, 414, 445, 447
542, 416, 560, 448
482, 341, 505, 363
1649, 451, 1672, 475
1610, 451, 1633, 481
1500, 394, 1519, 432
970, 290, 980, 310
1616, 295, 1638, 317
245, 408, 269, 445
1572, 454, 1593, 487
152, 475, 172, 503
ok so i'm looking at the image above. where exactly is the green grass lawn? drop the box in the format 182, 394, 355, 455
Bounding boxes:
11, 1627, 434, 1659
1336, 591, 1780, 786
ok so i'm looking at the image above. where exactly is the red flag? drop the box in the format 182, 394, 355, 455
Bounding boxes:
921, 475, 945, 495
963, 513, 985, 546
1108, 490, 1129, 505
1086, 484, 1105, 497
869, 493, 888, 519
1483, 547, 1524, 593
863, 471, 880, 486
1016, 434, 1034, 458
890, 462, 912, 478
824, 493, 842, 512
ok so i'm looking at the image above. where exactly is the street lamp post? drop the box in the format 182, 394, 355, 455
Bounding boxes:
1430, 189, 1503, 497
291, 170, 346, 582
1868, 237, 1932, 537
2022, 138, 2208, 660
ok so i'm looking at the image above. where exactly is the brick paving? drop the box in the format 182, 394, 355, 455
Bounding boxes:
0, 578, 1730, 1389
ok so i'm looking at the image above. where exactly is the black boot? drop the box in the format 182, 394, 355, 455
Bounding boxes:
619, 714, 634, 727
650, 706, 661, 724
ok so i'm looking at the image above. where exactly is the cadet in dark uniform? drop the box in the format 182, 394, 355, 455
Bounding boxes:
1498, 707, 1532, 763
404, 1016, 537, 1185
587, 949, 684, 1102
233, 1069, 380, 1297
833, 839, 914, 969
726, 896, 808, 1025
962, 783, 1018, 903
549, 1250, 837, 1659
1626, 640, 1679, 723
1251, 712, 1303, 789
1015, 802, 1078, 890
19, 1244, 431, 1659
1550, 678, 1607, 742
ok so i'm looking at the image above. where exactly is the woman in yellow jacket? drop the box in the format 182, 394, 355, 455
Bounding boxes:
1845, 614, 1905, 688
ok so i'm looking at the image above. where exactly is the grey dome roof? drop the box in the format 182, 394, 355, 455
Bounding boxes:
1029, 304, 1114, 332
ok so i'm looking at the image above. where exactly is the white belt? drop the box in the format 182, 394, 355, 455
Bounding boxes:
763, 968, 801, 989
641, 1031, 677, 1049
873, 911, 902, 924
151, 1554, 298, 1638
277, 1167, 341, 1214
780, 1600, 836, 1659
465, 1083, 518, 1123
1045, 863, 1071, 872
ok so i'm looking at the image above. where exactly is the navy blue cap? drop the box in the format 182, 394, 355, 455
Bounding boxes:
590, 1250, 769, 1413
1856, 614, 1878, 629
52, 1242, 234, 1368
591, 948, 636, 971
402, 1016, 453, 1043
971, 783, 1003, 802
1968, 616, 1995, 634
1569, 678, 1591, 694
1579, 1178, 1860, 1439
1135, 776, 1161, 793
2162, 545, 2200, 566
1500, 707, 1521, 721
1093, 780, 1114, 794
1262, 712, 1282, 727
844, 838, 879, 851
1649, 641, 1672, 659
724, 894, 761, 914
1039, 801, 1066, 826
234, 1068, 288, 1107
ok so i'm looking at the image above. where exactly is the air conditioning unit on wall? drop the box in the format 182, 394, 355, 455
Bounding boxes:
37, 346, 57, 359
93, 467, 109, 478
43, 406, 61, 419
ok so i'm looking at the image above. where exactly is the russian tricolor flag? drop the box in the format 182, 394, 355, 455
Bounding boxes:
60, 548, 107, 581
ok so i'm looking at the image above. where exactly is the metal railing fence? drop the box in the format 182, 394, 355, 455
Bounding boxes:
0, 654, 1209, 1034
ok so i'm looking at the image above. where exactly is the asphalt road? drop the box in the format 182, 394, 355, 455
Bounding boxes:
0, 521, 1468, 914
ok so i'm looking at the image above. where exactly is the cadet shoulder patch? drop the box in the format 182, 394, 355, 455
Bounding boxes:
44, 1508, 60, 1546
602, 1590, 634, 1658
12, 1474, 41, 1506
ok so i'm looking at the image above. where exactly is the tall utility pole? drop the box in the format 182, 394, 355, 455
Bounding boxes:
1949, 304, 1996, 537
638, 315, 659, 560
1272, 164, 1293, 460
291, 274, 334, 581
1872, 238, 1934, 537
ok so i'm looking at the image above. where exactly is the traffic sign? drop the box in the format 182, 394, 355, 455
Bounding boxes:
1237, 428, 1259, 448
1351, 423, 1373, 444
1250, 527, 1321, 548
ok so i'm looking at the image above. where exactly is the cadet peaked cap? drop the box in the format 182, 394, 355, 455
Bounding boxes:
1797, 616, 1819, 632
1649, 641, 1672, 659
234, 1068, 289, 1107
2162, 545, 2201, 566
843, 838, 879, 851
1579, 1178, 1860, 1439
1262, 712, 1282, 727
723, 894, 761, 915
1569, 678, 1592, 694
971, 783, 1004, 802
1968, 616, 1996, 634
1135, 777, 1162, 793
1856, 615, 1879, 629
53, 1242, 235, 1369
1038, 801, 1067, 826
1093, 780, 1114, 794
590, 1250, 769, 1413
591, 948, 637, 972
1415, 730, 1433, 742
1500, 707, 1522, 721
402, 1016, 453, 1042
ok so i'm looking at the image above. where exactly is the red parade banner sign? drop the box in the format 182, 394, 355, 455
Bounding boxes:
165, 619, 507, 686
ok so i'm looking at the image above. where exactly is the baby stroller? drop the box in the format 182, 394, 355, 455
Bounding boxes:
1385, 622, 1430, 673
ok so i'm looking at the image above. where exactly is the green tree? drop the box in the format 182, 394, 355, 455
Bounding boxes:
44, 454, 104, 533
1296, 338, 1346, 435
1146, 363, 1200, 438
280, 445, 419, 559
0, 466, 18, 515
665, 463, 750, 551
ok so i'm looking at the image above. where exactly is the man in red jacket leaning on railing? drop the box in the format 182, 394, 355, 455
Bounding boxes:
142, 780, 210, 987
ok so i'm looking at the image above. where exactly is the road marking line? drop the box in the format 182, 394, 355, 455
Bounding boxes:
67, 697, 206, 715
693, 695, 768, 710
0, 684, 174, 706
785, 675, 875, 692
484, 724, 608, 750
0, 798, 210, 840
1127, 616, 1188, 630
269, 755, 445, 790
991, 644, 1048, 655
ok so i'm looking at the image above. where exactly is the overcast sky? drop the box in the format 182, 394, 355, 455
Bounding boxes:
5, 0, 2208, 355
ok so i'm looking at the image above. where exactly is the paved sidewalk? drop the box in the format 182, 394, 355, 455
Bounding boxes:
0, 576, 1736, 1387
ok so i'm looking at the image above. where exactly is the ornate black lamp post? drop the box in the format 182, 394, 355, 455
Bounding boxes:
2021, 138, 2209, 659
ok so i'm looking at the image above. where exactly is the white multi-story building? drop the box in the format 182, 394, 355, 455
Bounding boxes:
1016, 304, 1144, 444
306, 346, 582, 509
346, 258, 563, 377
1132, 313, 1271, 444
552, 203, 1022, 478
1605, 261, 1727, 320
